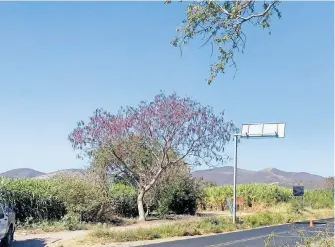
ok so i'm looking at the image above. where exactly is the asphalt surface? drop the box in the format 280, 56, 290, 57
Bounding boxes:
141, 218, 334, 247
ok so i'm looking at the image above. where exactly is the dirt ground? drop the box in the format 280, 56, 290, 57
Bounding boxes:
13, 229, 217, 247
13, 230, 87, 247
11, 209, 334, 247
12, 215, 201, 247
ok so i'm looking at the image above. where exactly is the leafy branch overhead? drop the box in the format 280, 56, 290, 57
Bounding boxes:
168, 0, 281, 84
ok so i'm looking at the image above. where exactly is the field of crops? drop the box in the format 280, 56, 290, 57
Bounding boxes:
0, 176, 333, 225
0, 176, 103, 223
198, 183, 334, 211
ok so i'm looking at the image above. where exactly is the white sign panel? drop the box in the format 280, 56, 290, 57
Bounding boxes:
241, 123, 285, 138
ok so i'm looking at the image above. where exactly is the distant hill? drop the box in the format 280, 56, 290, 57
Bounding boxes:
0, 168, 85, 179
0, 166, 327, 189
192, 166, 327, 189
35, 169, 86, 179
0, 168, 45, 179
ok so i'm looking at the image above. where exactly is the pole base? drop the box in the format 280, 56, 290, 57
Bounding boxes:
309, 219, 313, 227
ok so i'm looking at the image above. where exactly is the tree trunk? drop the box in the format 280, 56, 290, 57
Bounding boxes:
96, 203, 106, 221
145, 205, 150, 217
137, 190, 146, 221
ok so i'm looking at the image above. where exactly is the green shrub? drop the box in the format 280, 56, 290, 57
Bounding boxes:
109, 183, 137, 217
17, 212, 89, 232
155, 176, 200, 216
49, 175, 106, 222
60, 212, 83, 230
242, 211, 286, 227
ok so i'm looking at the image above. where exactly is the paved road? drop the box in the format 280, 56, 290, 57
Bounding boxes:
141, 218, 334, 247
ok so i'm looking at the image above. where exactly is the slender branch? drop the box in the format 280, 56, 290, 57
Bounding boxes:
240, 2, 278, 22
111, 149, 141, 187
171, 137, 200, 164
144, 167, 165, 191
217, 1, 278, 22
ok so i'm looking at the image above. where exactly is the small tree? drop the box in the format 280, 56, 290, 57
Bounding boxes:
69, 93, 236, 220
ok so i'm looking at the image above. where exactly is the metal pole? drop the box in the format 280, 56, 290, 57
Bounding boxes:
233, 134, 238, 224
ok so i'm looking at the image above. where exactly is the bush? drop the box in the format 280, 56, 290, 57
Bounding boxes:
49, 175, 106, 222
242, 212, 286, 227
109, 183, 137, 217
17, 212, 89, 232
108, 170, 202, 218
155, 176, 200, 215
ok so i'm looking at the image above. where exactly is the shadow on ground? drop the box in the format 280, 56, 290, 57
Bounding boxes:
295, 220, 328, 225
12, 239, 47, 247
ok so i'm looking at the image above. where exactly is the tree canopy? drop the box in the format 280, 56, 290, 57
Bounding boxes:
69, 92, 236, 220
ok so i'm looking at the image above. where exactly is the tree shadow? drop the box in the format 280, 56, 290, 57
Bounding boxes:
294, 220, 327, 225
12, 238, 47, 247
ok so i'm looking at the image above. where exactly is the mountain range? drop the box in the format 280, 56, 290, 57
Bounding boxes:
0, 167, 328, 189
192, 167, 327, 189
0, 168, 86, 180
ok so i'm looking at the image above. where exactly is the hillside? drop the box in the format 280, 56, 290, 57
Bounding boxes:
0, 168, 85, 179
35, 169, 86, 179
192, 166, 326, 189
0, 168, 45, 179
0, 166, 327, 189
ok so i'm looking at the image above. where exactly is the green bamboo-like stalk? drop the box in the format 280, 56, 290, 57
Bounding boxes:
199, 183, 333, 211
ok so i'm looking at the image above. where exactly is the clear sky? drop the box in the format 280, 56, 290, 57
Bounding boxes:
0, 2, 333, 177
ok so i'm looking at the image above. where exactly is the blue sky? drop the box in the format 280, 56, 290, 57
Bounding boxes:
0, 2, 333, 177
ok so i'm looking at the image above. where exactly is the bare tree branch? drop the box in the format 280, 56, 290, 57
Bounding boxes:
111, 149, 141, 188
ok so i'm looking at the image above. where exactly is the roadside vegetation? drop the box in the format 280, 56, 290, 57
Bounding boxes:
0, 174, 333, 236
82, 209, 332, 244
44, 207, 332, 247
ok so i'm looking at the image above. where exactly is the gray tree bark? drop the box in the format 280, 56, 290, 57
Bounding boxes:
137, 190, 146, 221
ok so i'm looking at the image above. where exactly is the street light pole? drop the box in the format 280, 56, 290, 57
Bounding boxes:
233, 134, 238, 224
231, 123, 285, 224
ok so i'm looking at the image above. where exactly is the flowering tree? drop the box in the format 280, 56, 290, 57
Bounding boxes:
69, 93, 236, 220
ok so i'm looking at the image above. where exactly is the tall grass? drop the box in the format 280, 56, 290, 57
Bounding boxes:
0, 175, 103, 223
198, 184, 333, 211
0, 177, 66, 222
303, 190, 334, 209
1, 175, 333, 226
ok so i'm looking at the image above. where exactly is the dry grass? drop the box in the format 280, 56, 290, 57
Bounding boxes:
16, 221, 92, 234
16, 217, 138, 235
53, 207, 333, 246
19, 204, 333, 237
291, 230, 334, 247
